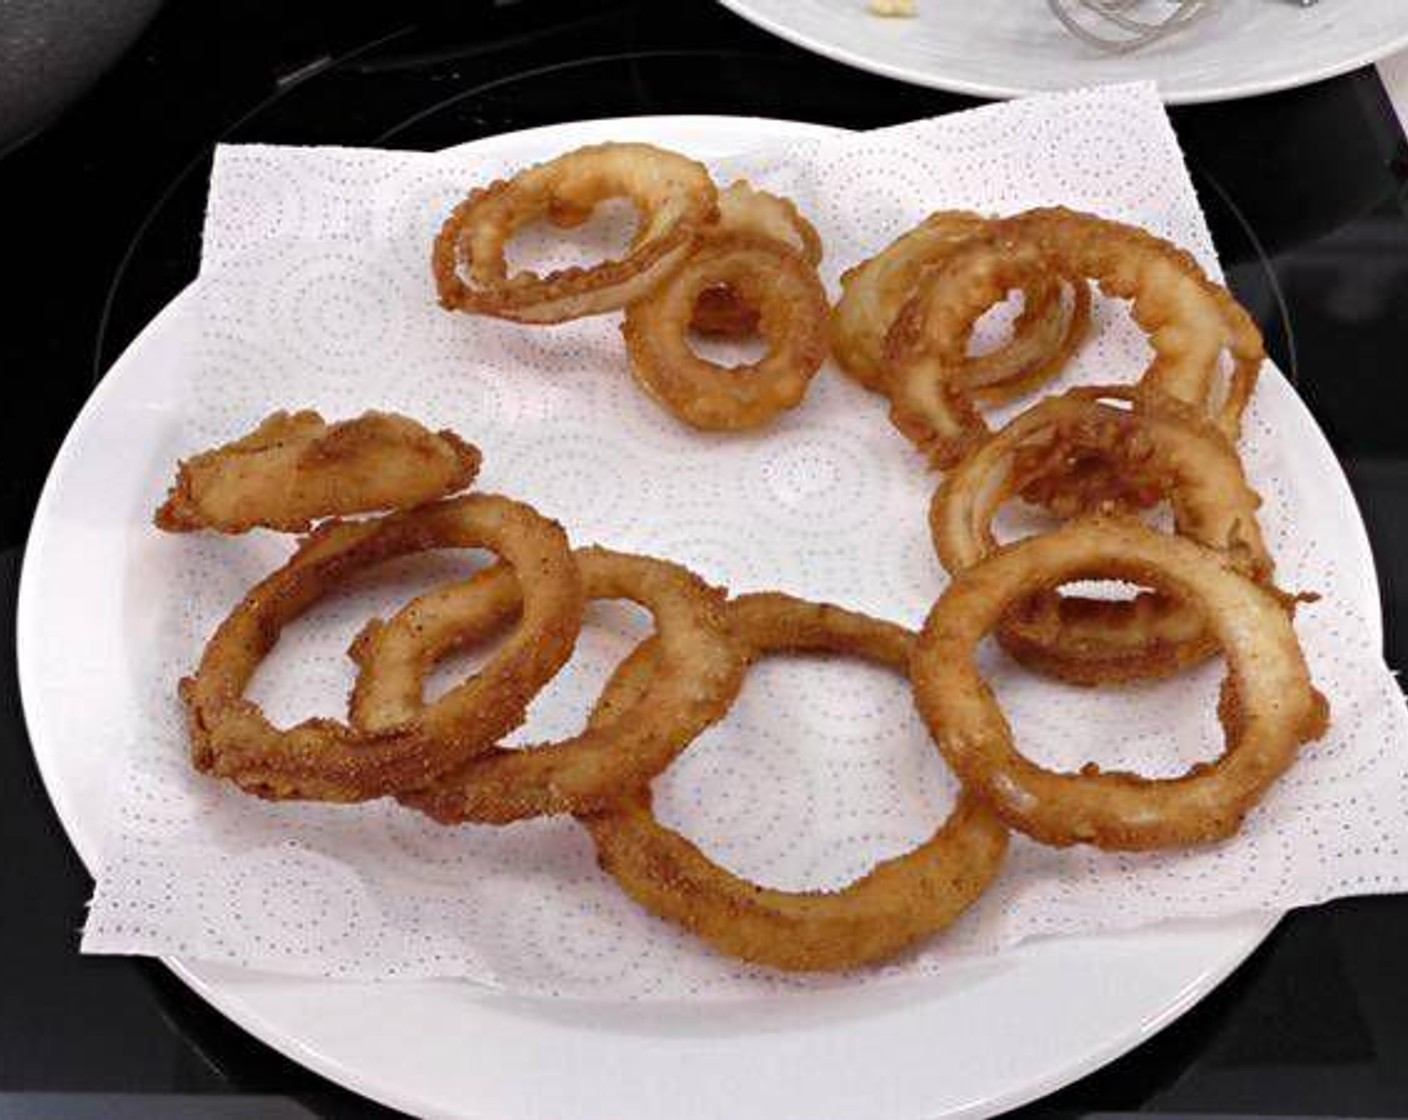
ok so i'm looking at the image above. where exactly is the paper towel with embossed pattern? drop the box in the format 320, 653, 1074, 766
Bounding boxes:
83, 82, 1408, 1000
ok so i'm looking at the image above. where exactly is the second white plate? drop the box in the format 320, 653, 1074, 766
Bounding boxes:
718, 0, 1408, 104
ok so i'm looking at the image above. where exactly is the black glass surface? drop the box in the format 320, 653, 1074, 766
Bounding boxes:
3, 1, 1407, 1116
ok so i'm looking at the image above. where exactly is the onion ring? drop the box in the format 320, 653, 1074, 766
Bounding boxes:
180, 494, 583, 802
581, 592, 1009, 972
930, 388, 1272, 684
831, 211, 1091, 398
691, 180, 823, 337
885, 207, 1263, 468
709, 180, 823, 265
154, 410, 482, 534
911, 518, 1328, 850
349, 547, 748, 823
622, 232, 830, 430
432, 142, 718, 324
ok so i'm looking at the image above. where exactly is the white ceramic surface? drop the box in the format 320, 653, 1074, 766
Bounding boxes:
718, 0, 1408, 105
17, 115, 1381, 1120
1379, 50, 1408, 124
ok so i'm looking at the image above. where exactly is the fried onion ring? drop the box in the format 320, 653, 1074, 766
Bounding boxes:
154, 410, 482, 534
831, 211, 1091, 398
690, 180, 824, 337
180, 494, 582, 802
349, 547, 748, 823
930, 388, 1272, 684
580, 592, 1009, 972
912, 518, 1328, 849
432, 142, 718, 324
622, 232, 830, 430
885, 208, 1263, 468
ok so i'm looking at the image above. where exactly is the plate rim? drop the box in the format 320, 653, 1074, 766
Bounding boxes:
14, 111, 1380, 1120
165, 912, 1282, 1120
715, 0, 1408, 105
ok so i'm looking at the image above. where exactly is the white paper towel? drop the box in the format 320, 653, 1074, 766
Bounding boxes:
84, 83, 1408, 1001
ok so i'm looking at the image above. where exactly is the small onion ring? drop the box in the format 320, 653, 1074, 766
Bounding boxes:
930, 388, 1272, 685
180, 494, 583, 803
885, 208, 1263, 468
622, 232, 830, 431
580, 592, 1009, 972
432, 142, 718, 324
349, 547, 748, 823
912, 518, 1328, 850
691, 180, 824, 337
831, 211, 1091, 398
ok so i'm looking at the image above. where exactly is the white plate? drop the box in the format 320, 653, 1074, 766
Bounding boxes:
718, 0, 1408, 104
17, 115, 1380, 1120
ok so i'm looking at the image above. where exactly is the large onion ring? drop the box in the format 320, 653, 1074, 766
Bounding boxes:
930, 388, 1272, 684
154, 410, 482, 535
432, 142, 718, 324
581, 592, 1009, 972
349, 547, 748, 823
885, 208, 1264, 468
622, 232, 830, 431
912, 518, 1328, 850
691, 179, 824, 337
180, 494, 583, 802
831, 211, 1090, 399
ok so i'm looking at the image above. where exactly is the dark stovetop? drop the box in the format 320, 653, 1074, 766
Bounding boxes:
2, 1, 1407, 1116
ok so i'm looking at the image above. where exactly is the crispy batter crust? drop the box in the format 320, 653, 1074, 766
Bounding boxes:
912, 519, 1327, 850
350, 547, 748, 822
690, 180, 824, 336
710, 179, 823, 266
884, 208, 1262, 468
432, 142, 718, 323
154, 410, 482, 534
581, 592, 1009, 971
180, 494, 582, 802
622, 232, 830, 431
930, 388, 1272, 684
831, 210, 1091, 397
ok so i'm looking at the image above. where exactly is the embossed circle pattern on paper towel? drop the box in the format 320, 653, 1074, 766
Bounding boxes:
742, 426, 893, 537
265, 253, 412, 375
220, 843, 376, 961
655, 713, 818, 872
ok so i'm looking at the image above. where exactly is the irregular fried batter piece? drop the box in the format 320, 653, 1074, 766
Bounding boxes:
181, 494, 582, 803
930, 388, 1272, 685
350, 547, 748, 823
582, 593, 1008, 972
154, 410, 482, 534
912, 518, 1328, 850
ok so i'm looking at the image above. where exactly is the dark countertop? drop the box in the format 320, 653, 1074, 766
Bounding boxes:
2, 2, 1406, 1115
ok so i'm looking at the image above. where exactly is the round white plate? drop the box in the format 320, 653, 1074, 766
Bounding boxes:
17, 115, 1380, 1120
718, 0, 1408, 104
